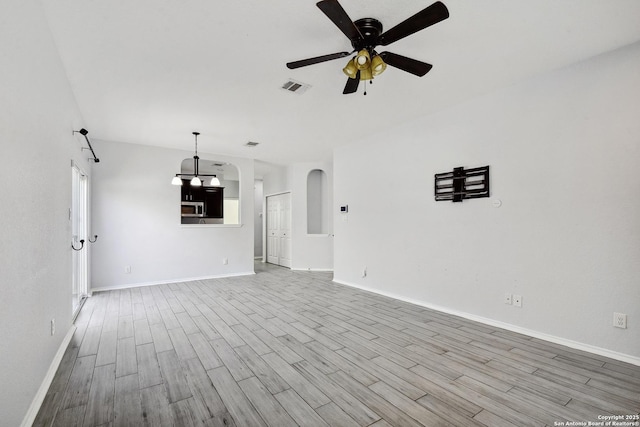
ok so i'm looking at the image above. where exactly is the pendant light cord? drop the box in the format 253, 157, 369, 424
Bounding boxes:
193, 131, 200, 177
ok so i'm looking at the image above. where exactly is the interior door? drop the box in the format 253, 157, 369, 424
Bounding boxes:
266, 193, 291, 267
266, 194, 280, 265
278, 193, 292, 268
71, 162, 89, 316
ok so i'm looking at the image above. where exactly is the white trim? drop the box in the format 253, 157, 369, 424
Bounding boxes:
291, 268, 334, 272
264, 190, 292, 198
21, 325, 77, 427
91, 271, 255, 292
333, 278, 640, 367
180, 223, 243, 228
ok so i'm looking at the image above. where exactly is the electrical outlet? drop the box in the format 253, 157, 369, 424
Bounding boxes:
223, 257, 228, 265
504, 293, 512, 305
362, 267, 367, 278
613, 312, 627, 329
50, 318, 55, 336
124, 265, 131, 274
513, 295, 522, 307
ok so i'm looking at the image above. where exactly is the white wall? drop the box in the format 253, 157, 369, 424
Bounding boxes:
90, 140, 254, 289
0, 0, 91, 425
334, 42, 640, 361
262, 163, 291, 197
291, 162, 334, 271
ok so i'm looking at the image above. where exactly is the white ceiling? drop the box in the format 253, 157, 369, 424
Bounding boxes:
40, 0, 640, 167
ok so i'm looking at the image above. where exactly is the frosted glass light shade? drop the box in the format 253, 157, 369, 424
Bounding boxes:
355, 49, 370, 70
343, 58, 358, 78
190, 176, 202, 186
371, 55, 387, 76
171, 176, 182, 185
210, 177, 221, 186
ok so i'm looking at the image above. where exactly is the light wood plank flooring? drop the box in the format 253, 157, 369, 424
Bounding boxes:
34, 263, 640, 426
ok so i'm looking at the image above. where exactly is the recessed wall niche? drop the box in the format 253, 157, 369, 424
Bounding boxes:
180, 158, 240, 225
307, 169, 328, 234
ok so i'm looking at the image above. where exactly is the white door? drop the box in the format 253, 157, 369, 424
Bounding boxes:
266, 195, 279, 265
71, 163, 89, 316
278, 194, 292, 268
266, 193, 291, 267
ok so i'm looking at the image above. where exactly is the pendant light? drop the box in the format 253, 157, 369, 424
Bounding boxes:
171, 131, 221, 186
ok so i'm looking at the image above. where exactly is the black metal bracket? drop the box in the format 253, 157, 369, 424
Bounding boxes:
435, 165, 490, 202
73, 128, 100, 163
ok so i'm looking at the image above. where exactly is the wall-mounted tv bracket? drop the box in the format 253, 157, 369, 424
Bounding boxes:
435, 165, 490, 202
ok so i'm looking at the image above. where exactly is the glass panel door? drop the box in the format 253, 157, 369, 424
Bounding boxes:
71, 162, 88, 316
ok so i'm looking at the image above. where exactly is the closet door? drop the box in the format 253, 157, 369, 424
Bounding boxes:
266, 194, 280, 265
277, 193, 291, 268
266, 193, 291, 267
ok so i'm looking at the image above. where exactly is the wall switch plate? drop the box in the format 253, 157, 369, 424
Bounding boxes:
124, 265, 131, 274
504, 293, 512, 304
51, 318, 55, 336
513, 295, 522, 307
362, 267, 367, 278
223, 258, 228, 265
613, 312, 627, 329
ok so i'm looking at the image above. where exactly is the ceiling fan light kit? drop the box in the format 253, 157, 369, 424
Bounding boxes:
286, 0, 449, 95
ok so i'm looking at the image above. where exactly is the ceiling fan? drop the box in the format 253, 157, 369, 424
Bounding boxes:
286, 0, 449, 95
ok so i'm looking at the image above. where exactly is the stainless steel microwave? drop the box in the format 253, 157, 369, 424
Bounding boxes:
181, 201, 204, 217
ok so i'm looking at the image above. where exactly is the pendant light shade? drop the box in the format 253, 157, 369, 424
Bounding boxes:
210, 176, 221, 186
171, 176, 182, 186
371, 54, 387, 76
355, 49, 371, 70
342, 57, 358, 78
359, 65, 373, 81
190, 176, 202, 186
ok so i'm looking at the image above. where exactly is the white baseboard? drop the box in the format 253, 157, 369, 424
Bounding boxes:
91, 271, 256, 293
291, 268, 334, 272
333, 278, 640, 367
21, 324, 77, 427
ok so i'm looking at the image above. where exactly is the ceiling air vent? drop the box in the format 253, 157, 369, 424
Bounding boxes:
245, 141, 259, 147
281, 79, 311, 95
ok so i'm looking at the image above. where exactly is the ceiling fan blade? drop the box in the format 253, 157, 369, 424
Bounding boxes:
343, 71, 360, 94
377, 1, 449, 46
317, 0, 363, 43
379, 52, 433, 77
286, 51, 351, 69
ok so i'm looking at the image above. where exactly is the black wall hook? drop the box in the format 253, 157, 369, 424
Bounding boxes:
88, 235, 98, 243
71, 239, 85, 251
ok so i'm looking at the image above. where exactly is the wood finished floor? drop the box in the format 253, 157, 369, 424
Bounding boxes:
35, 263, 640, 427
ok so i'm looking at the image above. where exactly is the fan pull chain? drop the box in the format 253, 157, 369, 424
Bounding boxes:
363, 79, 374, 96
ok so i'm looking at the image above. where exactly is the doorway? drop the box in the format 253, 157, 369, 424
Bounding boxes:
71, 162, 89, 316
266, 192, 291, 268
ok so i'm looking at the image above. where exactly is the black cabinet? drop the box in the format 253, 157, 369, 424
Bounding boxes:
203, 187, 224, 218
181, 180, 224, 218
180, 179, 204, 202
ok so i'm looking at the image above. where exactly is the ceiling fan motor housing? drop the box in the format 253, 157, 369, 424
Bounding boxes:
352, 18, 383, 51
